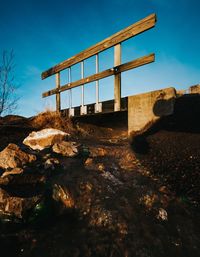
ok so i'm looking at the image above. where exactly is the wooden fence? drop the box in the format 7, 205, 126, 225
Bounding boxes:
42, 13, 156, 116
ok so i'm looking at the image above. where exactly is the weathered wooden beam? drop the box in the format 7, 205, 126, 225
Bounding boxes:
41, 13, 156, 79
42, 53, 155, 98
114, 44, 121, 111
55, 72, 61, 112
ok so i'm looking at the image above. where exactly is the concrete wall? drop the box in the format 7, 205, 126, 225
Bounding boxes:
189, 85, 200, 94
128, 87, 176, 136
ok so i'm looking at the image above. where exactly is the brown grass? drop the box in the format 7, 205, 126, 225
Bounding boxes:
31, 110, 74, 134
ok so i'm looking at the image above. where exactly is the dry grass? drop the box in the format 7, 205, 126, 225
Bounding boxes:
31, 110, 74, 134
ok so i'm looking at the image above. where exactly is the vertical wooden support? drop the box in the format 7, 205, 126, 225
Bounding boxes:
56, 72, 61, 112
95, 53, 102, 113
95, 54, 99, 106
68, 67, 74, 117
114, 43, 121, 111
68, 67, 72, 108
80, 61, 87, 115
81, 61, 84, 106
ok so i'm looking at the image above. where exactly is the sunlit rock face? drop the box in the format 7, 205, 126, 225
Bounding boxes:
0, 143, 36, 169
23, 128, 69, 150
52, 141, 80, 157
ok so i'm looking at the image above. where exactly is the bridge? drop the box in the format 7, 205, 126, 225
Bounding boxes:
41, 13, 178, 136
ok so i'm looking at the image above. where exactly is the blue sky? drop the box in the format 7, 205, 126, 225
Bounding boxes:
0, 0, 199, 117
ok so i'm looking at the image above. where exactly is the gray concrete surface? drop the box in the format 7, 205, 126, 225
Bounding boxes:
190, 84, 200, 94
128, 87, 176, 135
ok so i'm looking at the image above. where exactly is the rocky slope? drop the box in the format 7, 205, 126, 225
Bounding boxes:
0, 112, 199, 257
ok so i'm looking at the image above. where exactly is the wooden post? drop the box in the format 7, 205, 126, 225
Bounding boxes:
81, 61, 84, 106
95, 54, 99, 106
114, 43, 121, 111
56, 72, 61, 112
68, 67, 72, 108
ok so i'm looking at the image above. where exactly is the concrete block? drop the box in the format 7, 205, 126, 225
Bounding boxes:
95, 103, 102, 113
189, 84, 200, 94
69, 108, 75, 117
128, 87, 176, 136
80, 105, 87, 115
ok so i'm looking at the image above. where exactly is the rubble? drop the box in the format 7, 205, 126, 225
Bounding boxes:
0, 143, 36, 169
52, 141, 80, 157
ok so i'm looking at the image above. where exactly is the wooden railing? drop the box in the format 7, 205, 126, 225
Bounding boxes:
42, 13, 156, 115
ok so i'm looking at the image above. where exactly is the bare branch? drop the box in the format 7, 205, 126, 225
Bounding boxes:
0, 50, 19, 116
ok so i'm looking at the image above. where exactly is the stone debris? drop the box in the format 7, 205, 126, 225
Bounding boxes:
157, 208, 168, 221
52, 141, 79, 157
90, 207, 113, 227
0, 143, 36, 169
0, 173, 46, 186
101, 171, 123, 186
140, 193, 159, 210
23, 128, 69, 150
53, 184, 75, 209
0, 188, 42, 220
0, 119, 199, 257
44, 158, 60, 170
88, 147, 107, 157
1, 168, 24, 178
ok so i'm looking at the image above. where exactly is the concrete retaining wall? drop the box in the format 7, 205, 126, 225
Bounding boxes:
189, 85, 200, 94
128, 87, 176, 136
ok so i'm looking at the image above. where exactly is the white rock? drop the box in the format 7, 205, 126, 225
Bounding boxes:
23, 128, 69, 150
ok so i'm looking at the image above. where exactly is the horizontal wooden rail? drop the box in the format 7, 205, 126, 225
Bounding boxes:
42, 53, 155, 98
41, 13, 156, 79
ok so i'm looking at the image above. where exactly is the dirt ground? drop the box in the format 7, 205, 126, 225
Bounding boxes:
0, 111, 200, 257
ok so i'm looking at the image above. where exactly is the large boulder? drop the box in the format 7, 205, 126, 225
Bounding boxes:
0, 144, 36, 169
23, 128, 69, 150
52, 141, 79, 157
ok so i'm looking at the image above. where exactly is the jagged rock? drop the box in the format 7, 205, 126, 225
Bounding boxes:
0, 144, 36, 169
52, 141, 79, 157
1, 168, 24, 178
0, 188, 42, 220
52, 184, 75, 209
23, 128, 69, 150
